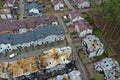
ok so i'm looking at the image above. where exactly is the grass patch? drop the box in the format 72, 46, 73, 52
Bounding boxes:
71, 32, 79, 39
93, 28, 102, 37
38, 0, 43, 3
94, 73, 104, 80
94, 52, 107, 60
82, 13, 94, 25
105, 47, 114, 57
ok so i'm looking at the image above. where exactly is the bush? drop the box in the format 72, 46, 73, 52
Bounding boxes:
71, 32, 79, 39
94, 73, 104, 80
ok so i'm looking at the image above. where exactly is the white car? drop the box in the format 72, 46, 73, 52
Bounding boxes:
9, 53, 18, 59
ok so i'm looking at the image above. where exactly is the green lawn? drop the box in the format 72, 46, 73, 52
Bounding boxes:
93, 28, 102, 37
94, 73, 104, 80
105, 47, 114, 57
0, 1, 3, 9
39, 0, 43, 3
71, 32, 79, 39
82, 13, 94, 25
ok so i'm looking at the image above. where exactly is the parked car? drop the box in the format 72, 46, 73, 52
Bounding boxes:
9, 53, 18, 59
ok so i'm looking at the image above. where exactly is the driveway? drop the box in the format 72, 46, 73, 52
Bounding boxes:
19, 0, 25, 19
56, 14, 89, 80
64, 0, 74, 10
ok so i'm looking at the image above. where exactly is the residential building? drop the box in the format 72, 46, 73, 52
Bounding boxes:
74, 20, 93, 37
0, 47, 75, 79
94, 58, 120, 80
73, 0, 90, 8
69, 9, 84, 22
0, 44, 12, 53
82, 35, 105, 58
51, 0, 64, 11
0, 16, 58, 34
3, 0, 14, 8
0, 25, 65, 53
26, 2, 42, 16
41, 46, 72, 69
55, 70, 82, 80
0, 0, 14, 20
0, 20, 27, 34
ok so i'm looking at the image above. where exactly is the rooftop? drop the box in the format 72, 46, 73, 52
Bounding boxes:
95, 58, 120, 80
69, 9, 82, 19
0, 47, 73, 79
0, 16, 58, 31
74, 20, 93, 31
0, 25, 64, 45
82, 35, 104, 52
51, 0, 64, 6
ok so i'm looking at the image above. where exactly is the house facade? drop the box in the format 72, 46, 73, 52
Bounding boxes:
94, 58, 120, 80
56, 70, 82, 80
0, 25, 65, 53
26, 2, 41, 16
51, 0, 64, 11
68, 9, 84, 22
73, 0, 90, 8
74, 20, 93, 37
82, 35, 105, 58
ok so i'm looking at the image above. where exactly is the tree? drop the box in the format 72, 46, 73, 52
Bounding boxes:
89, 0, 120, 38
0, 0, 3, 9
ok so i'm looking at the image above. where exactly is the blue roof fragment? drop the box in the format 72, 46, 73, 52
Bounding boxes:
0, 25, 65, 45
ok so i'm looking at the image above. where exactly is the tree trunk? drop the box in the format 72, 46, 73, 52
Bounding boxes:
110, 22, 119, 38
102, 23, 107, 32
114, 26, 120, 40
106, 19, 114, 38
116, 37, 120, 45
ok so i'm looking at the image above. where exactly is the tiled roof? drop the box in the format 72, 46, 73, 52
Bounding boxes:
51, 0, 64, 6
0, 16, 58, 31
0, 20, 27, 31
26, 2, 40, 10
0, 25, 64, 45
74, 20, 93, 31
69, 9, 82, 19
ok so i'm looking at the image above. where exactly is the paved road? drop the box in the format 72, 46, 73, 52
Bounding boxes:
0, 41, 66, 62
19, 0, 24, 19
56, 14, 89, 80
64, 0, 74, 10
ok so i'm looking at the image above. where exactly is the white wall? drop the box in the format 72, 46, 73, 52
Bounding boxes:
12, 35, 65, 50
54, 3, 64, 10
77, 1, 90, 9
0, 44, 12, 53
79, 29, 93, 37
19, 28, 28, 34
89, 48, 104, 58
1, 34, 65, 53
72, 16, 84, 22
